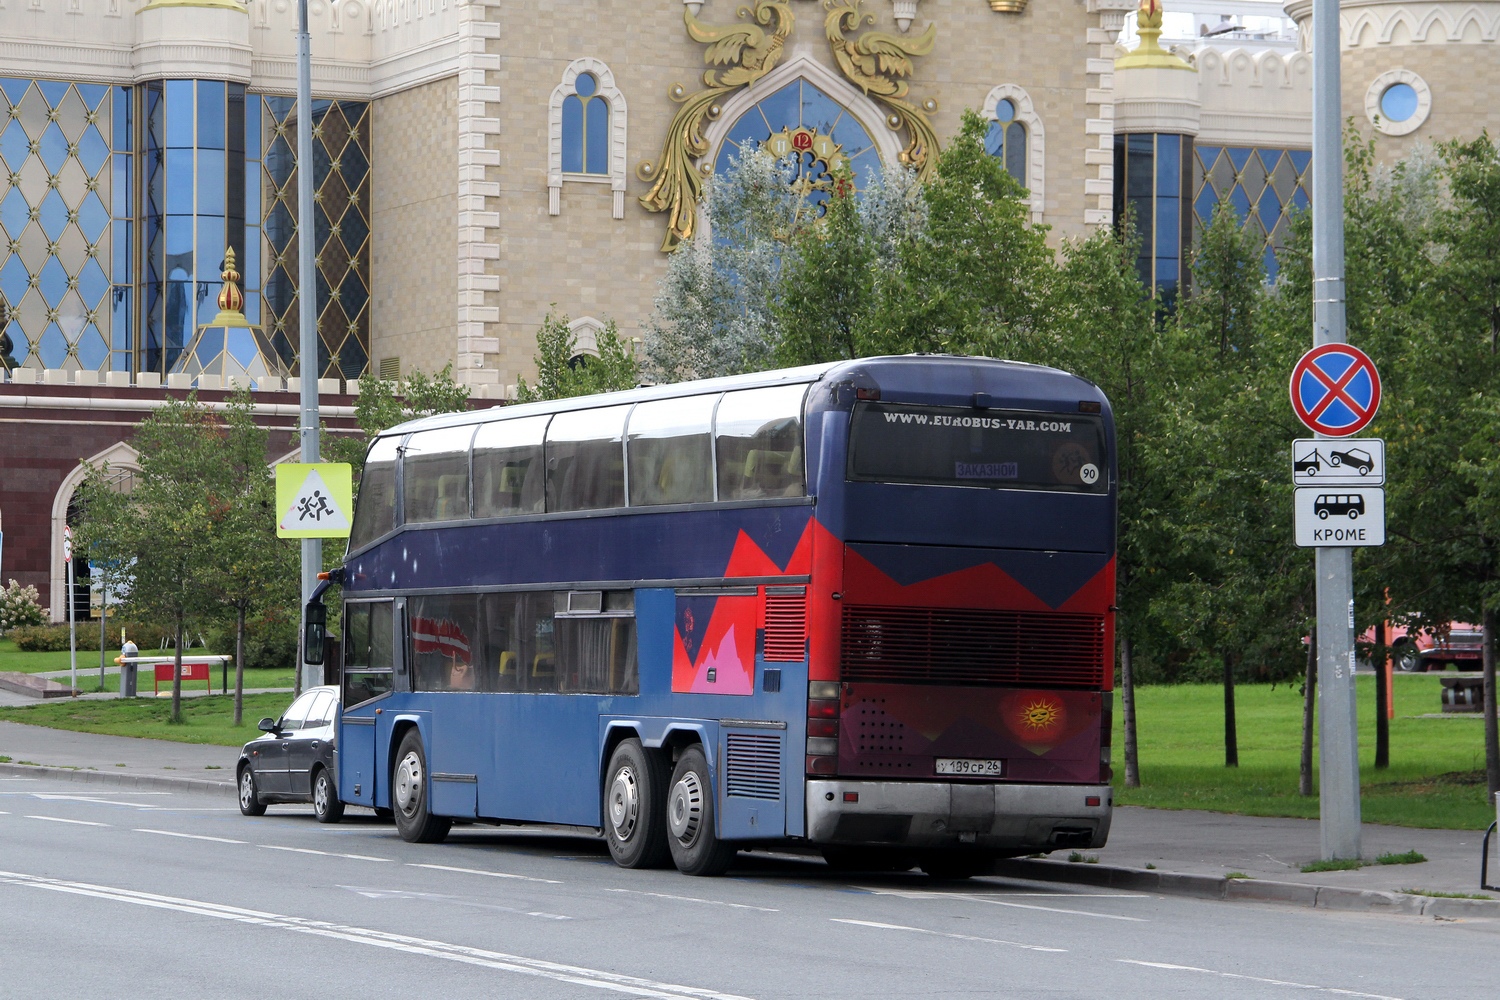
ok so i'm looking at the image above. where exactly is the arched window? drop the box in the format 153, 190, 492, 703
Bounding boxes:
549, 60, 628, 220
982, 85, 1046, 223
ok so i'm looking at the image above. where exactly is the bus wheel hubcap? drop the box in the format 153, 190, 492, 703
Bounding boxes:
609, 767, 639, 840
395, 752, 422, 815
669, 771, 704, 845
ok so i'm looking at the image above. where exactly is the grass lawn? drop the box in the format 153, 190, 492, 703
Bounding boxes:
68, 667, 295, 696
0, 691, 296, 746
0, 638, 83, 674
1118, 674, 1497, 830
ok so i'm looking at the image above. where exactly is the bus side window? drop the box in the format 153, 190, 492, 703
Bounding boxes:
409, 594, 480, 692
348, 436, 401, 549
473, 415, 550, 518
627, 395, 715, 506
546, 405, 630, 512
554, 590, 638, 695
343, 601, 394, 707
403, 426, 475, 523
716, 385, 808, 501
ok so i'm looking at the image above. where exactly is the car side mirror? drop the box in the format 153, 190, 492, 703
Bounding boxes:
258, 717, 279, 733
304, 600, 327, 666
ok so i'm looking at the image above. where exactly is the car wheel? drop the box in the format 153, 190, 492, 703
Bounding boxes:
313, 767, 345, 824
1395, 643, 1423, 673
238, 765, 266, 817
603, 739, 671, 869
665, 745, 736, 877
392, 731, 451, 844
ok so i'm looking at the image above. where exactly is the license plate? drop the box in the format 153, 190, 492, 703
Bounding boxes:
935, 758, 1003, 777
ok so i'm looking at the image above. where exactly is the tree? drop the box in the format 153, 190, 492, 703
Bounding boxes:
76, 396, 223, 723
516, 311, 639, 402
201, 389, 298, 726
644, 149, 809, 382
1041, 215, 1160, 786
325, 363, 472, 481
775, 170, 877, 365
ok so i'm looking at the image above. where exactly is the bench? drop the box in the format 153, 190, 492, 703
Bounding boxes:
153, 661, 214, 697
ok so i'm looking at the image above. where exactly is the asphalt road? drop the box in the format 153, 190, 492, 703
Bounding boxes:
1, 774, 1493, 1000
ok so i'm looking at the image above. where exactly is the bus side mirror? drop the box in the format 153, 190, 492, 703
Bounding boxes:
304, 602, 327, 666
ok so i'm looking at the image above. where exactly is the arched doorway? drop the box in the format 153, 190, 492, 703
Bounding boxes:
50, 442, 140, 623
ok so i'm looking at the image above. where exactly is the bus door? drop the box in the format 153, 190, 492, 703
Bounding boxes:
339, 599, 396, 807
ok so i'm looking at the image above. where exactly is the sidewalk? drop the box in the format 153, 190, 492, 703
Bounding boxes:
1, 719, 1496, 916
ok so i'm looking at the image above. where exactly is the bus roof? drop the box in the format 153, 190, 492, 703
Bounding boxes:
378, 355, 1098, 440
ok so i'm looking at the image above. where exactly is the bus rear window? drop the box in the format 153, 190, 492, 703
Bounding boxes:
848, 402, 1108, 494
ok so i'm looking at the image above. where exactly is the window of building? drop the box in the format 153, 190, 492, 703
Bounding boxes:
982, 85, 1045, 223
1364, 70, 1431, 138
1114, 132, 1193, 306
549, 60, 628, 219
1191, 144, 1310, 283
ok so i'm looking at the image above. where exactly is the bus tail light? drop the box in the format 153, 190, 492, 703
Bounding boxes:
807, 681, 841, 775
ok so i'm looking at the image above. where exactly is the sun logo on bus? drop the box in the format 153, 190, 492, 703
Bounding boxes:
1019, 698, 1062, 733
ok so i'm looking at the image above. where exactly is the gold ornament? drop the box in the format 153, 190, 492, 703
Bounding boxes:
638, 1, 796, 250
823, 0, 938, 179
1115, 0, 1193, 70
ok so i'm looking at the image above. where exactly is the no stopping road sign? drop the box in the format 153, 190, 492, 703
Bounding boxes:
1289, 344, 1381, 437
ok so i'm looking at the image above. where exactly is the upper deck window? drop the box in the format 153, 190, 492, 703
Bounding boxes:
547, 404, 630, 512
348, 436, 401, 550
403, 426, 476, 523
473, 415, 549, 518
627, 395, 716, 506
848, 402, 1108, 494
715, 385, 807, 501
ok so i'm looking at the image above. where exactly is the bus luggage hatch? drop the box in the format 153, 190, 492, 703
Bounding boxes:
716, 723, 787, 840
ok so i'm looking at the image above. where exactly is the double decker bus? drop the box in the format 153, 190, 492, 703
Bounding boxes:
316, 355, 1116, 877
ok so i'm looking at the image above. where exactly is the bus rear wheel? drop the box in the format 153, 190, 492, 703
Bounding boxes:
603, 739, 670, 869
392, 731, 452, 844
665, 745, 736, 877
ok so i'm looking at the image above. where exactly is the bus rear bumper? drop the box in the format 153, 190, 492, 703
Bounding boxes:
805, 780, 1112, 852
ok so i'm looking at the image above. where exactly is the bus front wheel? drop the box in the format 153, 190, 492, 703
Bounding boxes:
392, 731, 452, 844
603, 739, 670, 869
665, 745, 736, 877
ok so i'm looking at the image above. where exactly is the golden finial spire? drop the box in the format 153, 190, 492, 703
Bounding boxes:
211, 247, 250, 327
1116, 0, 1194, 70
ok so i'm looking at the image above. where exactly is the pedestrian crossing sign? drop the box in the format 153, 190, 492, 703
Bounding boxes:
276, 463, 354, 538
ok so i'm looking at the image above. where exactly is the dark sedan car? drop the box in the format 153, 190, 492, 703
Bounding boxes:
237, 685, 343, 822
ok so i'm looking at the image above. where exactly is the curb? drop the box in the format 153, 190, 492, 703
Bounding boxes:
990, 858, 1500, 919
0, 761, 236, 798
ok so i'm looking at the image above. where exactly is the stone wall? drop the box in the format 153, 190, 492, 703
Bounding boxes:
1343, 44, 1500, 161
370, 76, 461, 381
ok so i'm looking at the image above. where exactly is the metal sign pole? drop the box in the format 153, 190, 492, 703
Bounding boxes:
296, 0, 322, 696
66, 530, 77, 696
1311, 0, 1361, 860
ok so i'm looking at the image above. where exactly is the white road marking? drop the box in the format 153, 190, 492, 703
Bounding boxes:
602, 887, 779, 912
259, 845, 390, 863
24, 815, 109, 827
831, 918, 1066, 953
341, 885, 572, 921
0, 870, 753, 1000
857, 886, 1147, 922
136, 829, 247, 845
965, 892, 1146, 899
407, 862, 562, 885
1118, 960, 1407, 999
34, 794, 173, 808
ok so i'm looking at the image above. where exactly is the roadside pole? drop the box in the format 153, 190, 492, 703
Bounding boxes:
1310, 0, 1360, 860
98, 574, 107, 691
65, 526, 77, 696
296, 0, 322, 696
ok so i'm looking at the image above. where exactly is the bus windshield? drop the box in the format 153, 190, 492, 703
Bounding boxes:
847, 402, 1108, 494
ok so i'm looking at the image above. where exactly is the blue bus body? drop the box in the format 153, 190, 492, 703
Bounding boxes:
333, 356, 1117, 871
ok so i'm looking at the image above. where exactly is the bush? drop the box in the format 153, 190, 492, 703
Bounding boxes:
0, 580, 48, 634
9, 621, 174, 652
206, 616, 298, 672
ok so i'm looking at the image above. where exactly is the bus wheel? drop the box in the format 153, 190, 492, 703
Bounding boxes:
604, 739, 670, 869
665, 745, 736, 877
392, 731, 452, 844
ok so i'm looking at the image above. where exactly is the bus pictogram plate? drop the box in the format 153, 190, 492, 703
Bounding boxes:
1294, 487, 1385, 547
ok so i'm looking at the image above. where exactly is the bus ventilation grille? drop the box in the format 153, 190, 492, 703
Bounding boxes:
840, 605, 1107, 689
763, 592, 807, 662
724, 733, 782, 800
